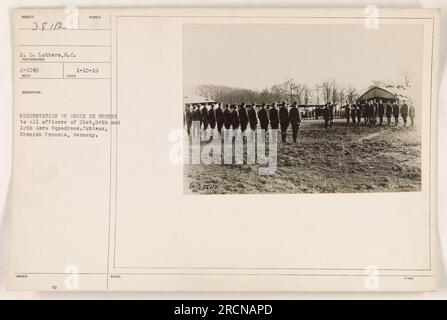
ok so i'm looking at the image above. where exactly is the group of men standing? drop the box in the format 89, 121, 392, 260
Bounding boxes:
341, 99, 416, 127
184, 101, 303, 143
184, 99, 416, 143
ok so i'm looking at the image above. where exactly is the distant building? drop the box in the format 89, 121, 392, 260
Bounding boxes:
358, 87, 399, 103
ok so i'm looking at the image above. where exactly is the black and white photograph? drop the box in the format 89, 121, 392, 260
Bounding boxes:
183, 23, 423, 195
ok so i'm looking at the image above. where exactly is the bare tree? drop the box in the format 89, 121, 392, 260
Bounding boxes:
338, 87, 346, 106
270, 84, 287, 102
346, 86, 358, 104
332, 85, 338, 105
320, 80, 334, 104
284, 79, 297, 104
294, 83, 306, 105
302, 85, 311, 105
314, 84, 322, 105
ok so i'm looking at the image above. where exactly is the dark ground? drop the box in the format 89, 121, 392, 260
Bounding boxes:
184, 119, 421, 194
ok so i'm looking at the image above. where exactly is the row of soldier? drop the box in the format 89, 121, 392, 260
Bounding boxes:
336, 99, 416, 128
184, 102, 302, 143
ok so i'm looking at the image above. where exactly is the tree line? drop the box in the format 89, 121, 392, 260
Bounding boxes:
194, 79, 360, 106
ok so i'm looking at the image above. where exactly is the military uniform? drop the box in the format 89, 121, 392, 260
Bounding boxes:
185, 105, 193, 135
192, 105, 202, 137
231, 107, 240, 129
377, 101, 385, 125
238, 105, 248, 132
401, 103, 409, 127
248, 105, 258, 130
356, 103, 362, 125
279, 103, 290, 142
360, 102, 368, 125
323, 105, 330, 129
258, 105, 269, 131
215, 105, 224, 134
350, 104, 357, 126
328, 103, 334, 128
392, 103, 400, 125
385, 102, 393, 125
344, 103, 350, 125
289, 103, 301, 143
269, 105, 279, 130
409, 105, 416, 127
371, 102, 378, 126
223, 106, 232, 130
208, 105, 216, 129
201, 105, 209, 130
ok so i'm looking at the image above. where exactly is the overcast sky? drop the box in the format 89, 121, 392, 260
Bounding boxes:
183, 23, 423, 97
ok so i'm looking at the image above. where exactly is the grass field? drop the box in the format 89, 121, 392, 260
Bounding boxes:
184, 119, 421, 194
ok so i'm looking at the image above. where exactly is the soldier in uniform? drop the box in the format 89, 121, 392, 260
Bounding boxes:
248, 104, 258, 131
215, 102, 224, 134
279, 101, 290, 142
392, 101, 400, 125
409, 104, 416, 127
323, 103, 330, 129
192, 104, 202, 137
223, 104, 232, 131
289, 101, 301, 143
269, 102, 279, 130
360, 101, 368, 125
201, 103, 209, 131
208, 103, 216, 130
343, 101, 350, 125
356, 101, 362, 125
377, 99, 385, 126
258, 103, 269, 132
385, 101, 393, 125
350, 102, 357, 126
231, 105, 240, 130
184, 104, 193, 136
238, 103, 249, 132
328, 102, 335, 128
366, 101, 373, 126
401, 100, 409, 127
372, 100, 378, 126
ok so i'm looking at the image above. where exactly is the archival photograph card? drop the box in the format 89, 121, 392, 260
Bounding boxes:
8, 8, 439, 291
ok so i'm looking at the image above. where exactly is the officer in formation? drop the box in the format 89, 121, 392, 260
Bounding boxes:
185, 101, 302, 143
223, 104, 232, 130
238, 103, 249, 132
184, 104, 193, 135
339, 99, 414, 127
215, 103, 224, 134
385, 101, 393, 125
350, 102, 357, 126
201, 103, 209, 130
322, 104, 330, 129
248, 103, 258, 130
367, 100, 377, 126
400, 101, 409, 127
258, 103, 269, 131
231, 105, 240, 129
279, 102, 290, 142
377, 100, 385, 126
322, 102, 335, 129
269, 102, 279, 130
185, 99, 414, 141
289, 101, 302, 143
344, 101, 351, 125
392, 101, 400, 125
